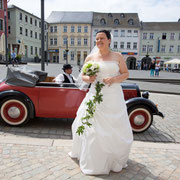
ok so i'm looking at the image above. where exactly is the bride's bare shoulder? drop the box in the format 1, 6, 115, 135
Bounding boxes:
84, 53, 97, 63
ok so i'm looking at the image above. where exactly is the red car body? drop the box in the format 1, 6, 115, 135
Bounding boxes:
0, 80, 163, 133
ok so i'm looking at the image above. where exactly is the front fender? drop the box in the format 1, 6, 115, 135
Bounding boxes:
126, 97, 164, 118
0, 90, 35, 119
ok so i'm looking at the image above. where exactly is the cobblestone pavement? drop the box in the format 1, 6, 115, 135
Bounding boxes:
0, 93, 180, 143
0, 139, 180, 180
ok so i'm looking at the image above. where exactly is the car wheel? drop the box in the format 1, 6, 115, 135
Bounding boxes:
128, 105, 153, 133
0, 97, 30, 126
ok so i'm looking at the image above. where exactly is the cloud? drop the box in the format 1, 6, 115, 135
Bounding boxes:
9, 0, 180, 21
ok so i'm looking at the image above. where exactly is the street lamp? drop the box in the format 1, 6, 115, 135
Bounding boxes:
146, 41, 149, 57
65, 39, 69, 64
41, 0, 45, 71
4, 8, 8, 67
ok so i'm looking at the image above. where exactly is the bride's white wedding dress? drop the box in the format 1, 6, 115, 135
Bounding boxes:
69, 61, 133, 175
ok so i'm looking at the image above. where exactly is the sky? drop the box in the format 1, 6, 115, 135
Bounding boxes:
8, 0, 180, 22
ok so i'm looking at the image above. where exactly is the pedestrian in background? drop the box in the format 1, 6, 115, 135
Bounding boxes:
155, 61, 160, 77
150, 61, 155, 77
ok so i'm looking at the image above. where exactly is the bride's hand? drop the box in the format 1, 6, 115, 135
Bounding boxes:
89, 75, 97, 83
82, 75, 96, 83
103, 77, 115, 86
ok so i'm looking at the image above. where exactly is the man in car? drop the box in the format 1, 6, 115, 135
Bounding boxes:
54, 64, 76, 84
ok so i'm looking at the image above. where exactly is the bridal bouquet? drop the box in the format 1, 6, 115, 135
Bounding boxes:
76, 62, 105, 136
82, 62, 100, 76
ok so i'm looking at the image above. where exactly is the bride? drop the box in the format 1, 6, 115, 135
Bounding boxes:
69, 30, 133, 175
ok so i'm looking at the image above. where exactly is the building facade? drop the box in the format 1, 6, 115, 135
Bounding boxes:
47, 11, 93, 65
7, 5, 47, 61
140, 21, 180, 69
92, 12, 141, 69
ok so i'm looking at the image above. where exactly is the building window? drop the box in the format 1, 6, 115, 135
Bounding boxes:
63, 26, 67, 32
127, 30, 132, 37
0, 19, 3, 31
169, 45, 174, 52
170, 33, 175, 40
31, 46, 33, 55
20, 27, 23, 35
162, 33, 167, 40
133, 30, 138, 37
94, 29, 98, 36
63, 37, 67, 45
71, 38, 74, 45
35, 32, 37, 39
100, 18, 106, 25
25, 15, 28, 23
143, 33, 147, 39
133, 42, 137, 49
54, 38, 57, 45
39, 33, 41, 40
148, 45, 153, 52
78, 38, 81, 45
25, 29, 28, 36
30, 17, 33, 24
39, 21, 41, 28
8, 11, 10, 19
71, 51, 74, 60
0, 0, 3, 9
8, 26, 11, 34
35, 47, 37, 55
19, 12, 22, 20
84, 26, 88, 33
71, 26, 75, 33
161, 45, 166, 53
50, 38, 53, 45
84, 38, 88, 46
54, 26, 57, 33
120, 42, 124, 49
63, 51, 67, 60
178, 46, 180, 53
114, 19, 120, 25
78, 26, 81, 33
127, 42, 131, 49
39, 48, 41, 56
114, 42, 118, 49
120, 30, 125, 37
50, 26, 53, 33
35, 20, 37, 26
30, 30, 33, 38
149, 33, 154, 40
142, 45, 146, 52
128, 19, 134, 25
114, 30, 118, 37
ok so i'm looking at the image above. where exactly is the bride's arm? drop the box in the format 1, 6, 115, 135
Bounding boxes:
81, 55, 97, 83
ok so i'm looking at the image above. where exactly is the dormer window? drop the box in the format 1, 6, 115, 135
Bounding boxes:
100, 18, 106, 25
128, 19, 134, 25
120, 13, 125, 18
114, 19, 120, 25
108, 13, 113, 17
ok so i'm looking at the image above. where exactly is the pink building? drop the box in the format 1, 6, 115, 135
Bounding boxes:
0, 0, 8, 36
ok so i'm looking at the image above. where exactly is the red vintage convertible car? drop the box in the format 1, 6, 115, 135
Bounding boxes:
0, 67, 164, 133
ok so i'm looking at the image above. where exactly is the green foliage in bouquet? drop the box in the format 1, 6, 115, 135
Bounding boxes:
76, 81, 105, 135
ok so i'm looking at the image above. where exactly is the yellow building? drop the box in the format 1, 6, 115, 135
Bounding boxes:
47, 12, 93, 65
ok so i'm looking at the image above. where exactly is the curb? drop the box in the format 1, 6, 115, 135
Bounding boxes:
0, 135, 180, 150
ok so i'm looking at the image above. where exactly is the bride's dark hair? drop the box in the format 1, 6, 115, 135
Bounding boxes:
96, 30, 111, 40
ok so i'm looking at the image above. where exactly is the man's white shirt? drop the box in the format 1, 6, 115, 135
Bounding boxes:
54, 73, 76, 84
